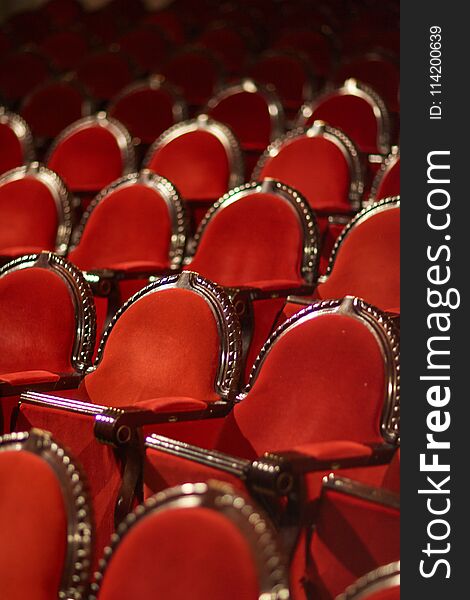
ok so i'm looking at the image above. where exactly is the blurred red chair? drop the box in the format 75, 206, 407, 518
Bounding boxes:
335, 563, 400, 600
0, 108, 35, 176
0, 48, 51, 106
0, 429, 92, 600
117, 24, 170, 73
39, 0, 83, 28
38, 29, 90, 72
369, 149, 400, 202
144, 9, 186, 44
197, 23, 249, 75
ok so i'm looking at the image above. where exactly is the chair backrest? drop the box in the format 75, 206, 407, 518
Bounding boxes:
117, 24, 169, 72
68, 170, 187, 271
297, 79, 391, 155
0, 108, 35, 176
0, 163, 72, 257
317, 198, 400, 311
253, 121, 363, 213
197, 24, 248, 74
144, 115, 243, 203
0, 49, 51, 104
83, 272, 242, 406
0, 252, 96, 375
38, 29, 90, 71
186, 179, 319, 286
204, 78, 284, 152
108, 76, 187, 145
274, 27, 337, 78
336, 563, 400, 600
216, 296, 400, 458
369, 150, 400, 202
46, 113, 136, 193
74, 48, 135, 102
0, 429, 92, 600
89, 482, 290, 600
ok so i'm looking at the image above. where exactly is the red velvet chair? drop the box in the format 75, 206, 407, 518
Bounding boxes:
369, 149, 400, 202
144, 9, 185, 45
197, 23, 249, 75
143, 115, 244, 229
108, 76, 187, 146
89, 482, 290, 600
38, 29, 90, 72
335, 562, 400, 600
0, 108, 35, 176
117, 24, 170, 73
0, 252, 96, 433
0, 429, 92, 600
0, 49, 51, 105
67, 169, 188, 338
0, 163, 72, 263
46, 112, 136, 204
204, 78, 284, 173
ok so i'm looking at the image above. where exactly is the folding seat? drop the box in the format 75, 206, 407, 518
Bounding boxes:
89, 482, 290, 600
143, 115, 244, 228
46, 112, 136, 208
0, 163, 72, 263
73, 48, 136, 104
0, 429, 92, 600
38, 29, 90, 72
0, 49, 51, 106
369, 149, 400, 202
108, 76, 187, 147
248, 50, 317, 121
336, 563, 400, 600
204, 78, 284, 173
117, 24, 170, 73
0, 108, 35, 176
0, 252, 96, 433
160, 46, 225, 113
197, 23, 249, 75
20, 78, 92, 147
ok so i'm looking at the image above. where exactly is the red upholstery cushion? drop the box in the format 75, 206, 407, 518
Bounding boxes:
217, 313, 385, 458
317, 208, 400, 310
381, 449, 400, 494
257, 136, 351, 212
75, 52, 133, 101
0, 267, 76, 374
147, 130, 229, 202
39, 30, 89, 71
97, 507, 259, 600
187, 192, 303, 286
0, 123, 23, 175
68, 184, 172, 270
0, 450, 67, 600
162, 52, 220, 107
0, 177, 58, 253
135, 396, 207, 412
47, 125, 124, 192
84, 288, 220, 405
0, 370, 60, 384
375, 159, 400, 199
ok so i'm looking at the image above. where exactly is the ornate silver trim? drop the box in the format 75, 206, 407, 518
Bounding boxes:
0, 106, 35, 166
92, 271, 242, 400
143, 114, 245, 190
186, 179, 320, 284
335, 562, 400, 600
252, 120, 364, 210
323, 474, 400, 510
0, 252, 96, 373
369, 147, 400, 203
70, 169, 188, 270
89, 481, 290, 600
297, 78, 391, 155
0, 162, 73, 255
45, 112, 137, 178
0, 429, 93, 600
242, 296, 400, 445
321, 196, 400, 279
204, 77, 285, 142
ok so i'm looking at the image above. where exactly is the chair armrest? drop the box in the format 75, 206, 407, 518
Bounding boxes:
227, 281, 314, 302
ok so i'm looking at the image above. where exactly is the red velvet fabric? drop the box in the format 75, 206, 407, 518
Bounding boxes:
375, 159, 400, 200
118, 26, 168, 72
147, 130, 230, 202
0, 177, 58, 253
216, 313, 385, 458
308, 94, 380, 154
47, 125, 124, 192
0, 267, 76, 374
0, 370, 60, 384
0, 51, 49, 102
135, 396, 207, 412
187, 192, 303, 285
75, 51, 133, 101
0, 123, 23, 176
161, 51, 220, 107
293, 440, 373, 461
21, 81, 86, 140
381, 449, 400, 494
257, 136, 352, 212
307, 488, 400, 599
109, 87, 177, 144
68, 184, 172, 270
0, 450, 67, 600
317, 208, 400, 310
143, 416, 226, 451
97, 507, 259, 600
84, 288, 221, 406
39, 30, 89, 71
208, 91, 273, 151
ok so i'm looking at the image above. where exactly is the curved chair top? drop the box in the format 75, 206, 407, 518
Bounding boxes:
0, 106, 35, 166
369, 148, 400, 202
0, 429, 93, 600
0, 252, 96, 373
335, 562, 400, 600
90, 481, 290, 600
